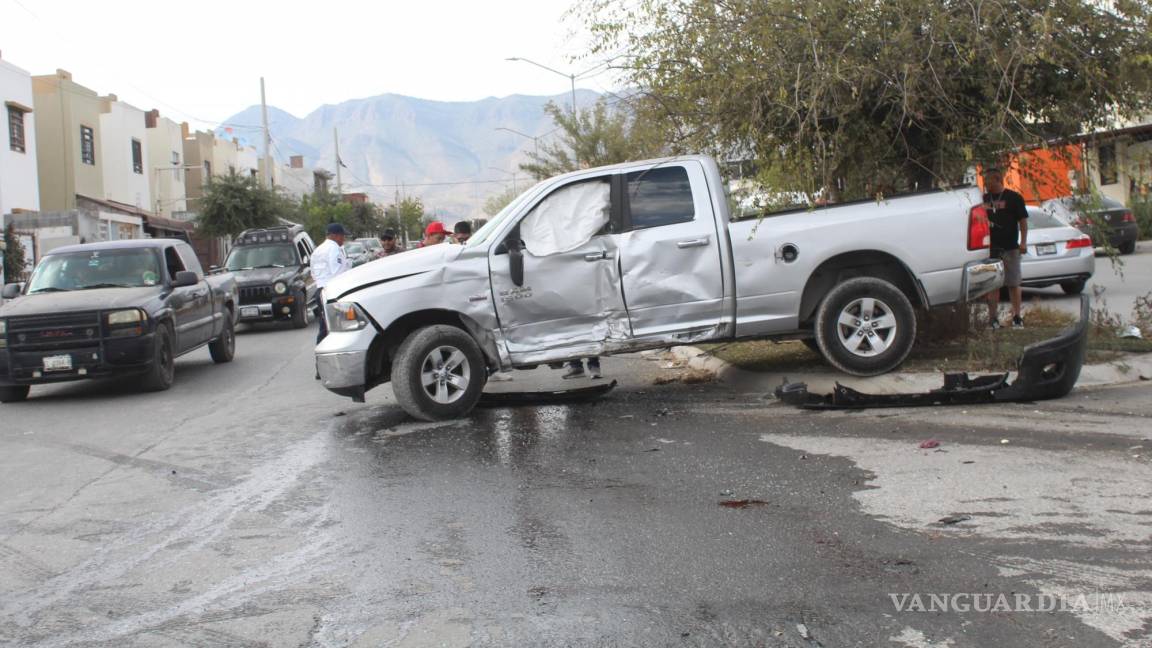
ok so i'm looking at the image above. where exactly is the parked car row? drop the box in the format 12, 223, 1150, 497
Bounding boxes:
1040, 195, 1139, 255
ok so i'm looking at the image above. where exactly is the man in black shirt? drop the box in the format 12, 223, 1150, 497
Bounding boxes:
983, 168, 1029, 329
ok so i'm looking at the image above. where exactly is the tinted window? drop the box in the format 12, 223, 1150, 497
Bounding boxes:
1027, 208, 1068, 229
627, 166, 695, 229
225, 244, 299, 271
176, 244, 204, 277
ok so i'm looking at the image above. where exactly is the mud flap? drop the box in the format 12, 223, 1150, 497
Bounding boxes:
776, 295, 1089, 409
478, 380, 618, 407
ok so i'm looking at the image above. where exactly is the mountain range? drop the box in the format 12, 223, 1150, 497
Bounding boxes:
218, 90, 601, 220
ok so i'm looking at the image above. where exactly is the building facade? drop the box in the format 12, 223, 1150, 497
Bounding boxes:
98, 94, 152, 212
1, 54, 39, 218
31, 69, 104, 213
145, 109, 186, 217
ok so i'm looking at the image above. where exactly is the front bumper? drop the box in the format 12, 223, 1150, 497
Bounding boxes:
238, 297, 298, 321
315, 325, 378, 399
0, 333, 156, 386
961, 258, 1004, 302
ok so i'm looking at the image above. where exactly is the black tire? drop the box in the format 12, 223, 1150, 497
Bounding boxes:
208, 314, 235, 363
291, 293, 309, 329
390, 325, 487, 421
1060, 279, 1086, 295
801, 338, 821, 354
0, 385, 30, 403
813, 277, 917, 376
1118, 240, 1136, 255
140, 324, 176, 391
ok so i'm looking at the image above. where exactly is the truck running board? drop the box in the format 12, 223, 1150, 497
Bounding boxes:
776, 295, 1089, 409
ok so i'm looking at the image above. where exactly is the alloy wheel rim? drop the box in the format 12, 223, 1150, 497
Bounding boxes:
420, 345, 470, 404
835, 297, 898, 358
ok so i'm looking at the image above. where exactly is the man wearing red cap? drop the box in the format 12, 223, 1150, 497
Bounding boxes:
419, 221, 449, 248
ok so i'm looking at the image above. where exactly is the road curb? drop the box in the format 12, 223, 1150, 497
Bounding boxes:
667, 345, 1152, 396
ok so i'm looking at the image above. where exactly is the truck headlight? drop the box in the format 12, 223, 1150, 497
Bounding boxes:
327, 302, 369, 332
106, 309, 147, 336
273, 281, 288, 295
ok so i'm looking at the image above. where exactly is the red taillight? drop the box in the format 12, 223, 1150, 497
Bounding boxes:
1122, 211, 1135, 223
968, 204, 990, 250
1066, 237, 1092, 249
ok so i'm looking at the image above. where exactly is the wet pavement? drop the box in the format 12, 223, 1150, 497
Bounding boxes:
1, 320, 1149, 646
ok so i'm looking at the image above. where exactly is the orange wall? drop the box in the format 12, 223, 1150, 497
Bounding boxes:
981, 145, 1083, 204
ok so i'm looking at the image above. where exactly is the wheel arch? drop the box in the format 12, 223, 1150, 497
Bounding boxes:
798, 250, 927, 326
370, 309, 494, 386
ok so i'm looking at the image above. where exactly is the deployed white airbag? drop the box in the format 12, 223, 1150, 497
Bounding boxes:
521, 181, 610, 256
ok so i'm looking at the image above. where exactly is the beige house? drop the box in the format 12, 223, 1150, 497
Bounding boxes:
145, 109, 186, 217
32, 69, 104, 213
1079, 119, 1152, 205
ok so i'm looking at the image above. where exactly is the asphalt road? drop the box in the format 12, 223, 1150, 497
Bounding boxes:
1024, 241, 1151, 318
1, 318, 1149, 646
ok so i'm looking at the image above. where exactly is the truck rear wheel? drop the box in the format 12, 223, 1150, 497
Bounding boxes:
209, 314, 235, 363
390, 325, 487, 421
0, 385, 30, 403
140, 324, 176, 391
814, 277, 916, 376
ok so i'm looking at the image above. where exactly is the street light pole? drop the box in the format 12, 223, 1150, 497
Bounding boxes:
506, 57, 608, 167
495, 127, 542, 159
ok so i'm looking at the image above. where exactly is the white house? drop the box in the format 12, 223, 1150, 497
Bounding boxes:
98, 94, 151, 211
144, 109, 186, 216
1, 53, 40, 284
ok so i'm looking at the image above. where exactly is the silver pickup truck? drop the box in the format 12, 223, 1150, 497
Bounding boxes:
316, 155, 1003, 420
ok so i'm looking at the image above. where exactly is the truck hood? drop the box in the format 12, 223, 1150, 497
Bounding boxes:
0, 287, 161, 317
232, 267, 299, 286
325, 244, 462, 300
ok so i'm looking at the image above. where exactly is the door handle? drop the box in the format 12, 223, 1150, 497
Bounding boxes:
677, 237, 710, 249
584, 251, 610, 262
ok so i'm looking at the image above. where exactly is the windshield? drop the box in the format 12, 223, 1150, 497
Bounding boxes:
467, 182, 545, 248
357, 239, 382, 250
26, 248, 163, 293
345, 243, 366, 255
225, 244, 299, 271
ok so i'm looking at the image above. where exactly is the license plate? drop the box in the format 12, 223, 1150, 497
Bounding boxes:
241, 306, 260, 318
43, 354, 73, 372
1036, 243, 1057, 256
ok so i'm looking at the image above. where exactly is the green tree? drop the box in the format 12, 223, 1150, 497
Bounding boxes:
483, 187, 521, 216
582, 0, 1152, 200
195, 171, 289, 238
2, 223, 28, 283
519, 98, 667, 180
384, 196, 426, 242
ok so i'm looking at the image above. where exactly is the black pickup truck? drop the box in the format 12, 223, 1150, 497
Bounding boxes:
0, 239, 238, 402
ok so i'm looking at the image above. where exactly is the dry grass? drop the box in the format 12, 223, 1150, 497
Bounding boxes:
704, 302, 1152, 375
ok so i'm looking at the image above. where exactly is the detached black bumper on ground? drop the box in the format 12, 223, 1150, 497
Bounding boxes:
776, 295, 1089, 409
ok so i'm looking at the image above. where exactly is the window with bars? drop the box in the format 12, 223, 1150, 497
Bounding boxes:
8, 106, 26, 153
81, 125, 95, 165
131, 139, 143, 174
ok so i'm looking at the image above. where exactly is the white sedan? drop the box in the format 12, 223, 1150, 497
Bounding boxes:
1021, 206, 1095, 295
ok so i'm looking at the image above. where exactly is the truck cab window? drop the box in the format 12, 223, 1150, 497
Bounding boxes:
520, 178, 611, 256
164, 247, 186, 281
626, 166, 695, 229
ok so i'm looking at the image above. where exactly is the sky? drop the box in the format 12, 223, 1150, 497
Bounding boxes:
0, 0, 618, 129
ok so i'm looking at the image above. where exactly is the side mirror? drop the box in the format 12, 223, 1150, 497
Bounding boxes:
172, 271, 199, 288
2, 283, 23, 299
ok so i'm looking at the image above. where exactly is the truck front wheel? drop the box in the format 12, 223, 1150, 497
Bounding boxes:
140, 324, 176, 391
390, 325, 487, 421
814, 277, 916, 376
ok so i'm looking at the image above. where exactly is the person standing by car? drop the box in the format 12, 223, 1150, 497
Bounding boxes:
419, 222, 449, 248
310, 223, 349, 346
983, 168, 1029, 329
379, 229, 403, 256
452, 221, 472, 245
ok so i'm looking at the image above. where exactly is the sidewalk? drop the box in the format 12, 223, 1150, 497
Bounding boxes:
667, 345, 1152, 396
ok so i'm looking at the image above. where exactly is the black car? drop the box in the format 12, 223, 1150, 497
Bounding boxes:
1041, 195, 1140, 255
225, 225, 317, 327
0, 239, 238, 402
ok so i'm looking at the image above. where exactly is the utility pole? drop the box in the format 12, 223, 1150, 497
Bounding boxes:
260, 77, 273, 189
333, 128, 342, 200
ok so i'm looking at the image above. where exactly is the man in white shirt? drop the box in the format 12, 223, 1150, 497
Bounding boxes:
310, 223, 349, 346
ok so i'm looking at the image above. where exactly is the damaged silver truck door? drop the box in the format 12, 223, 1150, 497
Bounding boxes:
489, 176, 630, 363
618, 163, 726, 339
